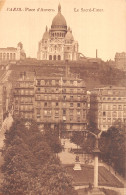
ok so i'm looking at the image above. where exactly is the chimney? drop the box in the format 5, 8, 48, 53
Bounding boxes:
96, 49, 98, 58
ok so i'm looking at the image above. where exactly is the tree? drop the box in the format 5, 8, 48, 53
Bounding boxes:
44, 124, 63, 154
70, 131, 84, 147
1, 118, 77, 194
99, 124, 126, 178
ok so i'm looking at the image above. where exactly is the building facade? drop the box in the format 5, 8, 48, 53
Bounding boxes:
0, 82, 12, 129
90, 86, 126, 131
115, 52, 126, 71
0, 42, 26, 62
13, 71, 87, 134
37, 4, 79, 61
13, 72, 35, 120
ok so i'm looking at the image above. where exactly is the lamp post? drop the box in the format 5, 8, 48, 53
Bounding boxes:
83, 130, 104, 194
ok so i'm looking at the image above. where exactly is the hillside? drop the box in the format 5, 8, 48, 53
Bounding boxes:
0, 59, 126, 90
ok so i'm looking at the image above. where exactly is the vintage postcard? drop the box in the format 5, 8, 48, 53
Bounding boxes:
0, 0, 126, 195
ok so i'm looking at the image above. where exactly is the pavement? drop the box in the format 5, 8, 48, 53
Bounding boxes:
59, 138, 93, 165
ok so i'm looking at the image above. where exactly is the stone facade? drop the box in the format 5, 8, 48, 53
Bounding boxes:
0, 42, 26, 62
115, 52, 126, 71
13, 71, 87, 134
37, 4, 79, 61
90, 86, 126, 131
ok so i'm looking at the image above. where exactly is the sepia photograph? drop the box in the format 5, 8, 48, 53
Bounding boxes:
0, 0, 126, 194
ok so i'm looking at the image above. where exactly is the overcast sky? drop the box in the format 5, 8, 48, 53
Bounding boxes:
0, 0, 126, 61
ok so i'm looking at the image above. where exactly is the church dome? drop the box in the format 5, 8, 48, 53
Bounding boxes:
51, 4, 67, 30
65, 28, 74, 41
42, 26, 50, 39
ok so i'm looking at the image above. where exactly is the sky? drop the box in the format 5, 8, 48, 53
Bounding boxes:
0, 0, 126, 61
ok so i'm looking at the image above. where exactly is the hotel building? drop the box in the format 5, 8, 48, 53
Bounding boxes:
90, 86, 126, 131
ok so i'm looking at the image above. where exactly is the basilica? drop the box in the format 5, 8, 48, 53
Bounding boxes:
37, 4, 79, 61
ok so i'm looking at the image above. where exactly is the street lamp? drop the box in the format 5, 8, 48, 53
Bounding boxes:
83, 130, 104, 194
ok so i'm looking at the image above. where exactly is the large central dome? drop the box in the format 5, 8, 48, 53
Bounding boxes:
51, 4, 67, 31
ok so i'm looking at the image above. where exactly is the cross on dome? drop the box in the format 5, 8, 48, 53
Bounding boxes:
58, 3, 61, 12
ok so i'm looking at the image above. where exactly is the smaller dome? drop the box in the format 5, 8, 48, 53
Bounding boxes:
42, 26, 50, 40
65, 28, 74, 41
17, 42, 23, 49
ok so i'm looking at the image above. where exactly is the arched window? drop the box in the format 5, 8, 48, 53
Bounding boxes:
7, 53, 9, 60
10, 53, 12, 60
49, 55, 52, 60
3, 53, 6, 60
13, 53, 15, 60
53, 55, 56, 60
58, 55, 61, 60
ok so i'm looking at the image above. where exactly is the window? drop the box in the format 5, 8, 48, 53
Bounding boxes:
77, 96, 81, 101
55, 110, 59, 118
70, 96, 73, 100
44, 95, 47, 100
70, 103, 73, 107
63, 95, 66, 100
20, 97, 24, 103
107, 118, 111, 122
103, 111, 106, 116
77, 110, 80, 115
103, 118, 106, 123
113, 105, 117, 110
124, 105, 126, 110
77, 117, 80, 122
77, 103, 80, 107
56, 95, 58, 100
44, 102, 47, 107
70, 117, 73, 121
70, 89, 73, 93
37, 88, 40, 92
113, 111, 117, 117
37, 101, 41, 107
44, 110, 47, 115
47, 110, 51, 116
36, 109, 41, 117
48, 95, 51, 100
62, 88, 66, 93
63, 109, 66, 115
37, 80, 41, 86
118, 105, 122, 110
56, 102, 58, 106
118, 111, 122, 117
36, 95, 41, 100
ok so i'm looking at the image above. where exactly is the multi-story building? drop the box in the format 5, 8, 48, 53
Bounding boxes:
12, 70, 87, 135
0, 69, 13, 129
0, 84, 4, 128
90, 86, 126, 131
115, 52, 126, 71
13, 72, 35, 120
0, 42, 26, 62
37, 4, 79, 61
35, 75, 87, 134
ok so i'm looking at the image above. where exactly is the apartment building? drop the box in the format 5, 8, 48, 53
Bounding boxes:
90, 86, 126, 131
13, 71, 87, 135
35, 76, 87, 134
13, 72, 35, 120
